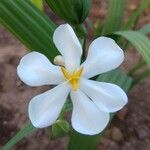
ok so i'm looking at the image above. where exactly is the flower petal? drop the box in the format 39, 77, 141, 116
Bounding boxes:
82, 37, 124, 78
70, 90, 109, 135
29, 82, 71, 128
53, 24, 82, 72
80, 78, 128, 113
17, 52, 64, 86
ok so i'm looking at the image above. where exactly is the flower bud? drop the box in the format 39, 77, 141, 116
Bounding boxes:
52, 120, 70, 138
45, 0, 91, 24
53, 55, 65, 66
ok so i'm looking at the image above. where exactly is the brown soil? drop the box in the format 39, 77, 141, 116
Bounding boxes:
0, 0, 150, 150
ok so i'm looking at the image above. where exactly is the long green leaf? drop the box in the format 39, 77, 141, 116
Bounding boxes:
139, 24, 150, 35
116, 31, 150, 67
0, 0, 58, 61
102, 0, 126, 35
68, 69, 132, 150
123, 0, 150, 30
2, 122, 36, 150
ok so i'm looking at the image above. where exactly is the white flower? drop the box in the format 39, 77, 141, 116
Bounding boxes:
17, 24, 127, 135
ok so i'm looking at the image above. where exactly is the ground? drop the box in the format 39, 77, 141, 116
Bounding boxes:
0, 0, 150, 150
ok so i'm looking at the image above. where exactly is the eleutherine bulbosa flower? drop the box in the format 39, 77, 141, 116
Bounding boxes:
17, 24, 127, 135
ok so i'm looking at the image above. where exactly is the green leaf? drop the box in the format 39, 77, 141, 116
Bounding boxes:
97, 69, 132, 92
0, 0, 58, 61
2, 122, 36, 150
52, 120, 70, 138
139, 24, 150, 35
68, 69, 132, 150
31, 0, 44, 11
116, 31, 150, 67
102, 0, 126, 35
45, 0, 91, 24
123, 0, 150, 30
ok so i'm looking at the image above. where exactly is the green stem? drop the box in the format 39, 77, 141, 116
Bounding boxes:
2, 122, 36, 150
85, 17, 94, 30
68, 113, 115, 150
131, 70, 150, 88
68, 131, 101, 150
128, 61, 146, 76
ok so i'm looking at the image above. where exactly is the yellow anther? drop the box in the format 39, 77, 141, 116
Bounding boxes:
61, 67, 83, 91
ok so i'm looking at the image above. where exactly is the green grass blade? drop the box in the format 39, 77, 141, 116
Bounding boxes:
139, 24, 150, 35
68, 69, 132, 150
116, 31, 150, 67
0, 0, 58, 61
2, 122, 36, 150
102, 0, 126, 35
123, 0, 150, 30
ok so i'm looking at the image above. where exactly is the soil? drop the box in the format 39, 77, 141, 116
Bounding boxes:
0, 0, 150, 150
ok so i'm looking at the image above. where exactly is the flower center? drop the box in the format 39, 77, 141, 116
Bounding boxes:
61, 67, 83, 91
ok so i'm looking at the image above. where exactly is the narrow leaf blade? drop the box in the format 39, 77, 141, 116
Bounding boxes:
123, 0, 150, 30
116, 31, 150, 66
2, 122, 36, 150
139, 24, 150, 35
102, 0, 126, 35
0, 0, 58, 61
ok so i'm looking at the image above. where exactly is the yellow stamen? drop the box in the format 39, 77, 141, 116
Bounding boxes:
61, 67, 70, 79
61, 67, 83, 91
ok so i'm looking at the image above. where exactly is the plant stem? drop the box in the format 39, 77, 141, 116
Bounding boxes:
128, 61, 146, 76
131, 69, 150, 88
2, 121, 36, 150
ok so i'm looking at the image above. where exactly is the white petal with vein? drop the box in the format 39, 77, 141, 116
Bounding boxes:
70, 90, 109, 135
53, 24, 82, 72
82, 37, 124, 78
17, 52, 64, 86
80, 78, 128, 113
29, 82, 71, 128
